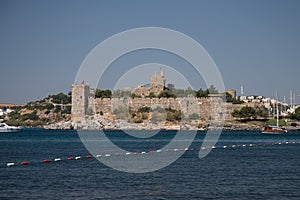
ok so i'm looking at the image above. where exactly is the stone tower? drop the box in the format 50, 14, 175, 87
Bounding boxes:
71, 82, 90, 122
150, 69, 165, 95
226, 90, 236, 99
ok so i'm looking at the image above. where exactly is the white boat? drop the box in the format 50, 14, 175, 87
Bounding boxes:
0, 123, 21, 133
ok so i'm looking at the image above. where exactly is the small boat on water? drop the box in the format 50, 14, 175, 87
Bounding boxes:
261, 93, 288, 134
261, 125, 288, 134
0, 123, 21, 133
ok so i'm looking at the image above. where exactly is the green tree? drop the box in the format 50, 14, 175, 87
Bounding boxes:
195, 88, 209, 98
44, 103, 54, 110
231, 106, 257, 120
54, 105, 61, 113
256, 108, 268, 118
130, 93, 141, 98
232, 98, 244, 104
158, 89, 176, 98
49, 93, 71, 104
137, 106, 151, 113
208, 85, 218, 94
288, 107, 300, 120
296, 107, 300, 115
62, 105, 71, 114
95, 89, 112, 99
232, 109, 241, 118
21, 111, 39, 121
166, 108, 183, 121
184, 87, 195, 97
147, 92, 156, 98
239, 106, 257, 118
167, 83, 175, 91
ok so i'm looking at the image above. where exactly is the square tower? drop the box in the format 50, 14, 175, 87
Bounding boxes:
150, 69, 165, 95
71, 83, 90, 122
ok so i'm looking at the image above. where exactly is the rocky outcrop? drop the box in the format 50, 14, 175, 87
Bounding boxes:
44, 119, 268, 131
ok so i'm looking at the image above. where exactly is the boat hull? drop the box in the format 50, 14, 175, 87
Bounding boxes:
0, 128, 21, 133
261, 131, 287, 134
0, 123, 21, 133
261, 126, 288, 134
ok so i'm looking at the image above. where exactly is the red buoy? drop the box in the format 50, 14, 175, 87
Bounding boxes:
67, 157, 74, 160
21, 162, 28, 165
43, 159, 51, 163
85, 155, 92, 159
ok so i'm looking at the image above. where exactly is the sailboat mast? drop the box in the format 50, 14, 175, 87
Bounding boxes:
276, 92, 279, 128
276, 101, 279, 128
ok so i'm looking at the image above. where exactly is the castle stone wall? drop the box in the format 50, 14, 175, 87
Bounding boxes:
92, 97, 237, 121
71, 82, 266, 125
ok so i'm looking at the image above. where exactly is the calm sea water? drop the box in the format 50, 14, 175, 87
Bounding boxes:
0, 129, 300, 199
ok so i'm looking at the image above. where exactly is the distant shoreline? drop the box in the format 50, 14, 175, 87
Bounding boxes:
43, 121, 299, 132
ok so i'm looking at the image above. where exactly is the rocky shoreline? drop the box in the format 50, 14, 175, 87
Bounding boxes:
43, 120, 299, 131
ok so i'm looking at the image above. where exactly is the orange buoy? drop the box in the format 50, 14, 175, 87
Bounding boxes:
85, 155, 92, 159
21, 162, 28, 165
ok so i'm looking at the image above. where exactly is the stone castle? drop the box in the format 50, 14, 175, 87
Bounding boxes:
71, 70, 258, 128
134, 70, 165, 97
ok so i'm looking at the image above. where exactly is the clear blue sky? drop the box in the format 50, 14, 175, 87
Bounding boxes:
0, 0, 299, 104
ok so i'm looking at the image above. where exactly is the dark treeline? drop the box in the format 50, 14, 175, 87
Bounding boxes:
109, 85, 220, 98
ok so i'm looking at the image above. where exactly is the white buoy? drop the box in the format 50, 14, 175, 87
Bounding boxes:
212, 146, 216, 149
54, 158, 61, 162
201, 147, 206, 150
249, 144, 253, 147
156, 150, 162, 153
141, 151, 146, 154
75, 156, 81, 160
105, 154, 111, 157
242, 144, 246, 147
125, 152, 131, 155
223, 146, 227, 148
7, 163, 15, 167
232, 145, 236, 148
96, 154, 102, 158
184, 148, 189, 151
174, 149, 178, 152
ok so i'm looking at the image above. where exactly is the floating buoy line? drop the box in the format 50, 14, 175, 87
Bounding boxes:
5, 140, 300, 167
